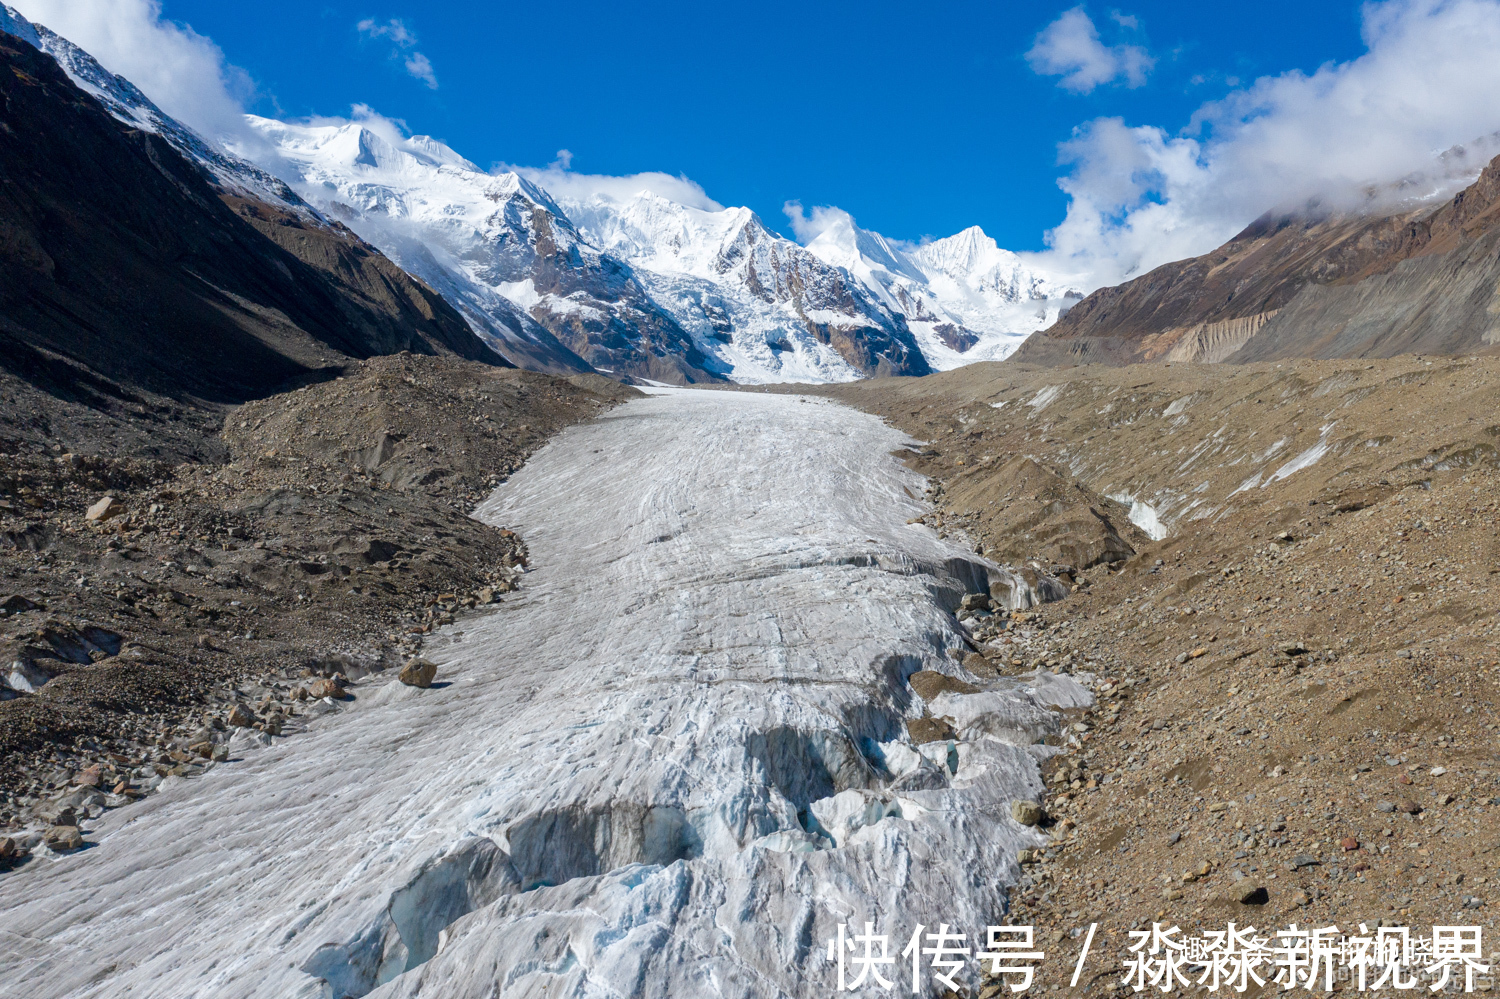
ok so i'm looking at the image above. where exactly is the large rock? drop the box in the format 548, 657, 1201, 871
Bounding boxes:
398, 659, 438, 688
308, 677, 346, 699
44, 826, 84, 851
85, 496, 124, 521
1011, 799, 1046, 827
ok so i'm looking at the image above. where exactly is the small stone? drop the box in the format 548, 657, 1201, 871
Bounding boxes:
1291, 854, 1320, 869
0, 837, 15, 860
1167, 831, 1182, 845
85, 496, 124, 522
1188, 647, 1208, 659
1430, 766, 1447, 776
1011, 800, 1046, 827
398, 659, 438, 688
111, 781, 129, 795
1397, 799, 1422, 815
1290, 890, 1311, 907
1239, 886, 1270, 906
44, 826, 84, 851
1376, 801, 1396, 812
189, 741, 214, 760
289, 686, 309, 701
1340, 836, 1360, 851
211, 745, 230, 763
226, 704, 254, 727
75, 765, 103, 788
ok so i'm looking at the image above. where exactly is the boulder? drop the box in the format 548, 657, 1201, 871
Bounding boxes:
225, 704, 254, 728
44, 826, 84, 852
1011, 799, 1046, 827
85, 496, 124, 522
1238, 886, 1269, 906
308, 677, 345, 699
398, 659, 438, 688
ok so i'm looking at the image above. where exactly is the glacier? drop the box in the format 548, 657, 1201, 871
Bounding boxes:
0, 390, 1087, 999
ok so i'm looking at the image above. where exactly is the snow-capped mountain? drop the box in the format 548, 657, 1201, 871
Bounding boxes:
804, 213, 1081, 368
2, 0, 1072, 383
241, 121, 934, 383
241, 118, 722, 381
562, 194, 930, 382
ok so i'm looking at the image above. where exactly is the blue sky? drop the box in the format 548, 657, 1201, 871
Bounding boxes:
138, 0, 1365, 249
17, 0, 1500, 286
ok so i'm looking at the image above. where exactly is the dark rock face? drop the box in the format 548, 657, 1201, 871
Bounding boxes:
0, 37, 505, 406
1013, 154, 1500, 366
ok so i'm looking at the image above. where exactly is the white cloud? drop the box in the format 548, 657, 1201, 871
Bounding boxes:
356, 17, 437, 89
782, 201, 853, 243
10, 0, 255, 144
1031, 0, 1500, 290
1027, 7, 1153, 94
402, 51, 437, 89
506, 159, 723, 212
355, 17, 416, 47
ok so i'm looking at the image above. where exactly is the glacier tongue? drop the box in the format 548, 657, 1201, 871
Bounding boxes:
0, 390, 1085, 998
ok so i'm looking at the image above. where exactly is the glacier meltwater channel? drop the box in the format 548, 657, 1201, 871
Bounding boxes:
0, 389, 1088, 999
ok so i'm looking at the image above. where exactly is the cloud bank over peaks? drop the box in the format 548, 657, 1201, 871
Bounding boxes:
782, 201, 857, 244
1027, 7, 1154, 94
507, 159, 723, 213
355, 17, 438, 89
10, 0, 257, 147
1036, 0, 1500, 290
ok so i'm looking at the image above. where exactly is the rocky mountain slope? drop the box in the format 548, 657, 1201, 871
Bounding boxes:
1013, 155, 1500, 366
0, 23, 504, 407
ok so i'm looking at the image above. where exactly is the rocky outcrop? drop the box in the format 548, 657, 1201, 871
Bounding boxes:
1014, 154, 1500, 365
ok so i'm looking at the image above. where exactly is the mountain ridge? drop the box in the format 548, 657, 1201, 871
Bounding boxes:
1012, 153, 1500, 366
0, 20, 504, 408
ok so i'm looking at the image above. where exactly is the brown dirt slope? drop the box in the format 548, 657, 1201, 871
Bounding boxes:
1014, 155, 1500, 367
827, 357, 1500, 976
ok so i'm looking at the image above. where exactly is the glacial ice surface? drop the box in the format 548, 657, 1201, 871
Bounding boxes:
0, 390, 1082, 998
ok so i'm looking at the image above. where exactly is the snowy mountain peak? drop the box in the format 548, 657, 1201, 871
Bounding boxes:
802, 212, 1080, 367
911, 225, 1011, 277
